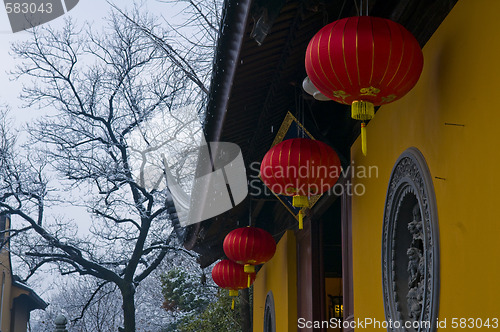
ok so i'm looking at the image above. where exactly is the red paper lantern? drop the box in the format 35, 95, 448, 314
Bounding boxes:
305, 16, 424, 155
212, 259, 256, 309
260, 138, 341, 229
223, 227, 276, 284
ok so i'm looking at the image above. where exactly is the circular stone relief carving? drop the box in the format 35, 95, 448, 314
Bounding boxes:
382, 148, 440, 331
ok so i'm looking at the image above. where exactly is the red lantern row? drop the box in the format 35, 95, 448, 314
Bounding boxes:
212, 227, 276, 309
214, 13, 422, 314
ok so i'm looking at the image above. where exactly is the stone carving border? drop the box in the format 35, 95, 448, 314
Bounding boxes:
382, 147, 440, 331
263, 291, 276, 332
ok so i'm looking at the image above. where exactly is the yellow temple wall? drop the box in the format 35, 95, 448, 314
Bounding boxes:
351, 0, 500, 326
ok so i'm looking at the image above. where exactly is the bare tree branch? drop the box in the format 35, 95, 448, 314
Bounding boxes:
71, 281, 111, 325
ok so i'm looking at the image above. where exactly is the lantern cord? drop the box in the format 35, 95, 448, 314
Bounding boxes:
231, 298, 235, 310
337, 0, 347, 20
248, 198, 252, 227
294, 88, 298, 137
247, 274, 251, 288
361, 122, 367, 156
356, 0, 369, 16
322, 4, 329, 25
353, 0, 359, 16
301, 96, 305, 138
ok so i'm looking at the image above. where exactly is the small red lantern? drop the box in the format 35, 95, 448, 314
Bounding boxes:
260, 138, 341, 229
223, 227, 276, 286
305, 16, 424, 155
212, 259, 256, 310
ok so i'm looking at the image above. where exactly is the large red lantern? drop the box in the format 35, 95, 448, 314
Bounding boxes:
212, 259, 256, 310
223, 227, 276, 286
260, 138, 341, 229
305, 16, 424, 155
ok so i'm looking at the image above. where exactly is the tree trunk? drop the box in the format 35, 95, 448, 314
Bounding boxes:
119, 283, 136, 332
240, 288, 252, 332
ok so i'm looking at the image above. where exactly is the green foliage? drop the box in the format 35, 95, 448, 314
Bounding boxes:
161, 267, 248, 331
176, 291, 242, 332
161, 268, 210, 313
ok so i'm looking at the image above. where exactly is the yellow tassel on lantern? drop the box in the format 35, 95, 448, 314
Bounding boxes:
292, 195, 309, 208
351, 101, 374, 156
244, 264, 255, 273
361, 122, 367, 156
244, 264, 255, 288
229, 290, 238, 310
351, 101, 375, 121
298, 210, 304, 230
292, 196, 309, 230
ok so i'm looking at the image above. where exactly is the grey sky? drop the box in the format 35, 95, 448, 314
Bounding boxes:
0, 0, 102, 122
0, 1, 179, 123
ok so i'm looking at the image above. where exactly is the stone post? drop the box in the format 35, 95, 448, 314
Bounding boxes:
54, 314, 68, 332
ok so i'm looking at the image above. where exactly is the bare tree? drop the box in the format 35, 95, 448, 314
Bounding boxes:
32, 278, 123, 332
0, 2, 220, 331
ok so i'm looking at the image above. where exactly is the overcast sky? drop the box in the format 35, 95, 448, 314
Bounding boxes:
1, 0, 99, 122
0, 0, 179, 123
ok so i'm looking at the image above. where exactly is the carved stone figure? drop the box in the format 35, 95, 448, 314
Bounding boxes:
408, 205, 423, 242
407, 285, 422, 320
407, 247, 423, 288
406, 204, 426, 321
